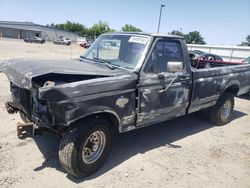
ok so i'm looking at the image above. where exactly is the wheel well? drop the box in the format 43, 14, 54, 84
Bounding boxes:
223, 85, 239, 96
70, 112, 120, 135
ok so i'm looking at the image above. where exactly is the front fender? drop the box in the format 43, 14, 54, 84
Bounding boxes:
66, 106, 121, 126
46, 89, 136, 132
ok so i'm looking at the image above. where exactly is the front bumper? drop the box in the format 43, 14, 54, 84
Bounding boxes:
6, 101, 62, 139
5, 101, 19, 114
7, 83, 52, 126
17, 122, 34, 139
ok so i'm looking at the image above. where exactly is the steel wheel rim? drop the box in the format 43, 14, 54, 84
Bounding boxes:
221, 100, 232, 120
82, 130, 106, 164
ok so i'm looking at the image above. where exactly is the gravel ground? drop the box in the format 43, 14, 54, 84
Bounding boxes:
0, 38, 250, 188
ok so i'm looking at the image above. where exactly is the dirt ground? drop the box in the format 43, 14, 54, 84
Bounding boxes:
0, 38, 250, 188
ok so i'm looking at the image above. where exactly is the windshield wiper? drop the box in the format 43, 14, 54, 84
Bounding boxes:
93, 57, 115, 70
80, 56, 117, 70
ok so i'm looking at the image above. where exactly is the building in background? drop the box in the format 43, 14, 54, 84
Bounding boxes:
0, 21, 78, 42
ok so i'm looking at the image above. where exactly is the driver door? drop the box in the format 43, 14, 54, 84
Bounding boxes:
136, 39, 192, 127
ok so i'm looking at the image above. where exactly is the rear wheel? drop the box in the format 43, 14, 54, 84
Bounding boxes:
59, 118, 112, 177
209, 92, 234, 125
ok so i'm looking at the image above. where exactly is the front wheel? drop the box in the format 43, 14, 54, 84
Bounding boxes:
59, 118, 112, 177
209, 92, 234, 125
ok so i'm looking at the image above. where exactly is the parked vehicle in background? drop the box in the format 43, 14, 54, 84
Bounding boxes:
79, 41, 87, 47
77, 37, 87, 44
189, 50, 225, 68
1, 32, 250, 177
80, 40, 93, 48
84, 41, 93, 48
189, 50, 223, 61
53, 37, 71, 46
24, 36, 45, 44
64, 38, 72, 45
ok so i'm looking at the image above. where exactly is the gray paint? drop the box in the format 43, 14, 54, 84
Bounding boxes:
1, 32, 250, 134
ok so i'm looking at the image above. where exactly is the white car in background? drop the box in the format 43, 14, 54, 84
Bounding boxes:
53, 37, 72, 46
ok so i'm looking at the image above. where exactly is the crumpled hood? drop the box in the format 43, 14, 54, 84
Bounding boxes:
0, 58, 127, 89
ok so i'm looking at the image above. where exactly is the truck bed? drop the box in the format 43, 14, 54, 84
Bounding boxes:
188, 63, 250, 113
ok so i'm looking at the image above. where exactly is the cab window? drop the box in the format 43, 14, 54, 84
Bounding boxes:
145, 40, 184, 73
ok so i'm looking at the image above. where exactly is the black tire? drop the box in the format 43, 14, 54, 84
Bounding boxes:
209, 92, 234, 125
59, 118, 112, 177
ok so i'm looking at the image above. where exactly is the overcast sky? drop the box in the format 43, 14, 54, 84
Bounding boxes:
0, 0, 249, 45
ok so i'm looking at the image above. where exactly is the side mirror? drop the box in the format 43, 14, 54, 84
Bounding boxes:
167, 61, 184, 73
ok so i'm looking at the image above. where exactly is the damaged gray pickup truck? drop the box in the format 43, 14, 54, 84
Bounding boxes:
1, 32, 250, 177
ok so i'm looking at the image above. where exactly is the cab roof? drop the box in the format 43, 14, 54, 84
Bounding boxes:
104, 32, 184, 39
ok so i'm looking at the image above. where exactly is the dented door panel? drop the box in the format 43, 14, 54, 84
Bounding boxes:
137, 72, 191, 127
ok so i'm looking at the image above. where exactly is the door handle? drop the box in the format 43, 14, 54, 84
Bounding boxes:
158, 74, 178, 93
181, 80, 191, 85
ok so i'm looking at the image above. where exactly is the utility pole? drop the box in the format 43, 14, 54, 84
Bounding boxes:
70, 13, 73, 59
157, 4, 165, 33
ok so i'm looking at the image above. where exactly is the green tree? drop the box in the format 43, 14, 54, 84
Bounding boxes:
54, 21, 88, 36
121, 24, 142, 32
169, 30, 185, 37
239, 35, 250, 46
88, 21, 114, 37
185, 31, 206, 44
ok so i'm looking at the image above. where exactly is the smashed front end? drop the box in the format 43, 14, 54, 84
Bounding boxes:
5, 77, 77, 138
5, 81, 53, 138
0, 59, 138, 139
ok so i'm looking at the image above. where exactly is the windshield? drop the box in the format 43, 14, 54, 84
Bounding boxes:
81, 34, 149, 70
